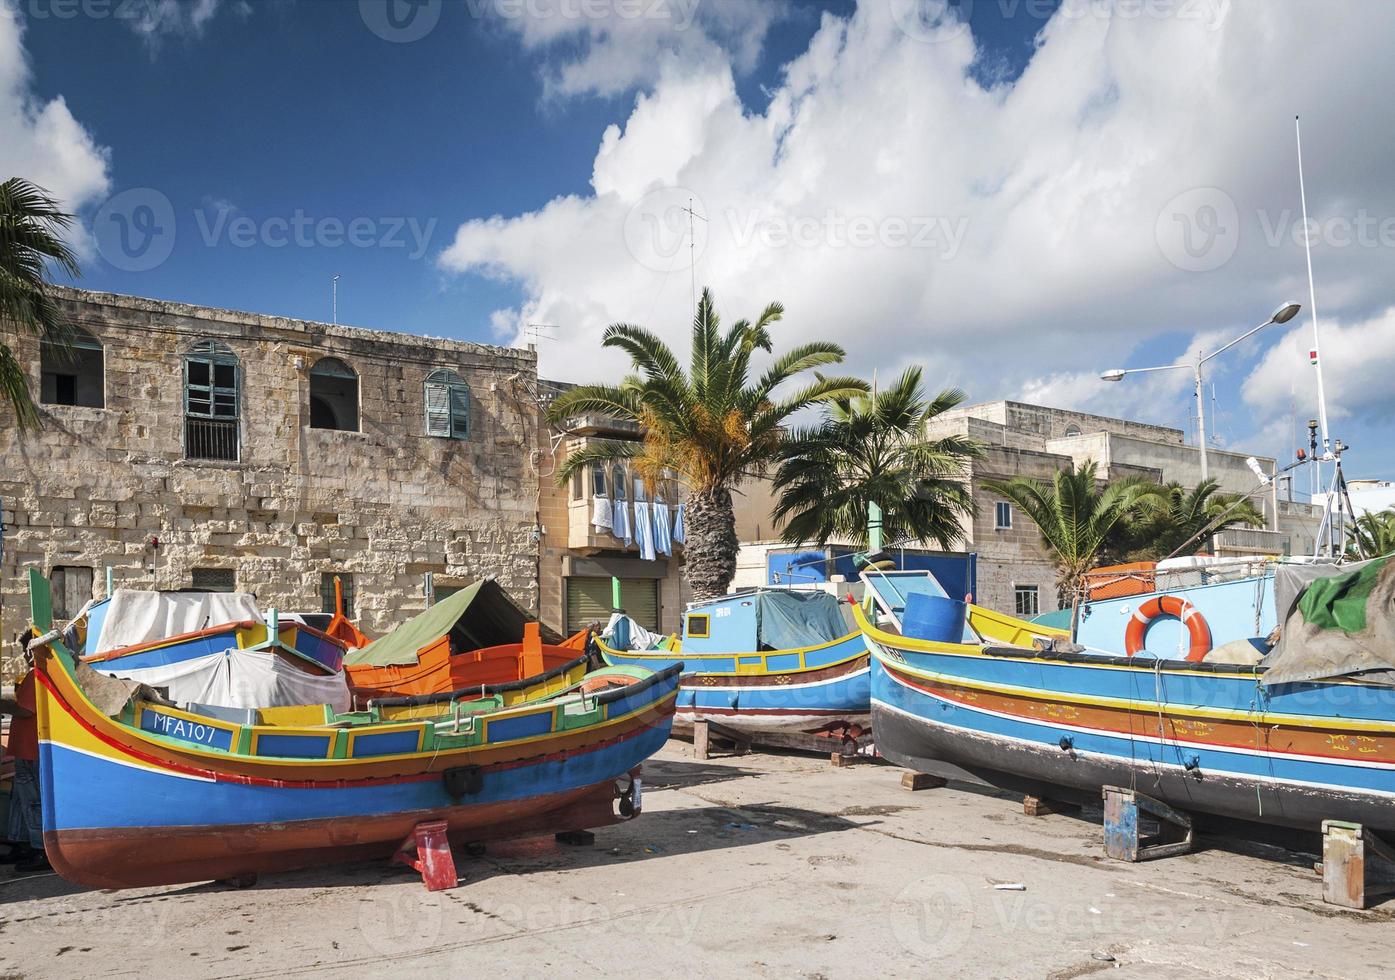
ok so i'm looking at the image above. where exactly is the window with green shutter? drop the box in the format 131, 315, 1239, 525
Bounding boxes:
424, 369, 470, 439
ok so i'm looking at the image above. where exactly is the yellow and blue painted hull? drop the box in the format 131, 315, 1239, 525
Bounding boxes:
34, 636, 679, 888
855, 603, 1395, 833
596, 631, 870, 734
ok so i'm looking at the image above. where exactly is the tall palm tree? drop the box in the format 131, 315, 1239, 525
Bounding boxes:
547, 288, 865, 601
0, 177, 80, 428
1107, 479, 1266, 562
984, 461, 1159, 610
1347, 509, 1395, 560
770, 366, 980, 550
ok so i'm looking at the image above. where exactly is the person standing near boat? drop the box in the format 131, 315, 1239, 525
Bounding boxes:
2, 662, 49, 873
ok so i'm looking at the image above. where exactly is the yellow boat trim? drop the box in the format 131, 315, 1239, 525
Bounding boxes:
42, 638, 668, 769
594, 630, 866, 678
856, 604, 1393, 733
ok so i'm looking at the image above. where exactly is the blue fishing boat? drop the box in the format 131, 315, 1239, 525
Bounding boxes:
856, 565, 1395, 834
25, 570, 680, 889
594, 588, 870, 736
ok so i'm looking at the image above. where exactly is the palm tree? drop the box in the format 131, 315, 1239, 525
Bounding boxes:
769, 366, 980, 550
1347, 509, 1395, 560
0, 177, 80, 428
983, 461, 1159, 610
1107, 479, 1266, 562
547, 288, 865, 600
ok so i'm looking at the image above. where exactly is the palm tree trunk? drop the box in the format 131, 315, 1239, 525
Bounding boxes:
684, 488, 739, 601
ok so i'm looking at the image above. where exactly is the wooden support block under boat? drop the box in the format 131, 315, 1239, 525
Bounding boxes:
1022, 795, 1080, 818
901, 771, 947, 791
691, 719, 752, 761
1102, 786, 1193, 863
1321, 820, 1395, 909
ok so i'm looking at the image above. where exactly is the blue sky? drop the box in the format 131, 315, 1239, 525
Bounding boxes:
7, 0, 1394, 482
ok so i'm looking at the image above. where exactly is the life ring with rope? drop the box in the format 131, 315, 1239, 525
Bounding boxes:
1123, 595, 1212, 662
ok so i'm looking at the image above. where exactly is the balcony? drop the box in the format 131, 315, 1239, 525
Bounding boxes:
185, 417, 240, 462
1214, 527, 1287, 556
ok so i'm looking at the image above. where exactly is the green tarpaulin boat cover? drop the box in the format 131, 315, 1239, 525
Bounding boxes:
344, 579, 560, 668
1262, 556, 1395, 686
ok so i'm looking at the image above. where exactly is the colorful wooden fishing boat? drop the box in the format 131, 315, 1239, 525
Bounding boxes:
855, 569, 1395, 835
595, 589, 870, 736
344, 580, 593, 705
26, 571, 680, 889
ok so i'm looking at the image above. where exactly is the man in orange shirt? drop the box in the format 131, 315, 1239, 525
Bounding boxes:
2, 668, 48, 872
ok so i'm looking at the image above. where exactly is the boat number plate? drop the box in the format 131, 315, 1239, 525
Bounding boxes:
140, 707, 235, 751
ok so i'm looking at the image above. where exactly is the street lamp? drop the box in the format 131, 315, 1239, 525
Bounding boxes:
1100, 303, 1301, 482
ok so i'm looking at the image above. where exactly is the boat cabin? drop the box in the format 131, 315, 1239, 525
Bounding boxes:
679, 589, 854, 654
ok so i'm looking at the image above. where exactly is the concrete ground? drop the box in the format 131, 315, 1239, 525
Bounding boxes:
1, 741, 1391, 979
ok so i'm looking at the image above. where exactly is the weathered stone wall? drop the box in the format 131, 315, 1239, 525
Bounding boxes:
0, 288, 540, 668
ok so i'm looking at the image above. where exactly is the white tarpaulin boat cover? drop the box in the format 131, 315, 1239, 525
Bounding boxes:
94, 589, 263, 654
99, 647, 352, 714
91, 589, 351, 712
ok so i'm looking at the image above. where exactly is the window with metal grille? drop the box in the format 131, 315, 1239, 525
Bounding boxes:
309, 357, 359, 431
1014, 585, 1039, 618
320, 572, 354, 618
41, 327, 104, 408
50, 566, 93, 621
994, 501, 1013, 530
191, 567, 236, 592
184, 340, 240, 461
423, 369, 470, 439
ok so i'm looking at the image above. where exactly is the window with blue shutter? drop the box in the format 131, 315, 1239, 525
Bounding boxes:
424, 369, 470, 439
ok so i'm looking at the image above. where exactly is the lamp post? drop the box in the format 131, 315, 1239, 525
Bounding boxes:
1100, 303, 1301, 483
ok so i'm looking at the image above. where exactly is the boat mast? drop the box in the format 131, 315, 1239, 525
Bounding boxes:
1295, 116, 1343, 557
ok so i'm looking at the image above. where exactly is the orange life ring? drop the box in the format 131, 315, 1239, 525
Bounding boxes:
1123, 595, 1212, 662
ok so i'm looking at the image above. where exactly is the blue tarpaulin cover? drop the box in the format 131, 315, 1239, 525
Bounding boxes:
684, 590, 851, 652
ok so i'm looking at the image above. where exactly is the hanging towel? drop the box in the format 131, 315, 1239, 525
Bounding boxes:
673, 503, 686, 545
591, 494, 612, 532
613, 496, 633, 546
652, 497, 672, 556
634, 501, 656, 561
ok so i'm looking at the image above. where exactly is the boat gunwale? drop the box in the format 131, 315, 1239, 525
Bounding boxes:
81, 617, 347, 665
594, 629, 866, 675
36, 637, 681, 774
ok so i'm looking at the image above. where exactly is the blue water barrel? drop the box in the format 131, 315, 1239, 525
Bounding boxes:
902, 593, 968, 643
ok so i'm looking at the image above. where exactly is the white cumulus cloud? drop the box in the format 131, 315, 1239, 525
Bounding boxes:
0, 11, 111, 231
440, 0, 1395, 470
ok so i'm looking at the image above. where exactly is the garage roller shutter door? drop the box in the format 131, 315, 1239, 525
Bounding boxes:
566, 576, 659, 633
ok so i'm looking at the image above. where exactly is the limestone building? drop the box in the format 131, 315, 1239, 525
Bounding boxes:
924, 400, 1325, 615
0, 288, 541, 663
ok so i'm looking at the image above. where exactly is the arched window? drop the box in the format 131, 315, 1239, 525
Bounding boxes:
1064, 424, 1083, 438
184, 340, 240, 461
41, 326, 104, 408
423, 369, 470, 439
309, 357, 359, 432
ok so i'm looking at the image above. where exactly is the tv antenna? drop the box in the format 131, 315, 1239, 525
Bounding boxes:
332, 275, 340, 326
682, 197, 707, 310
526, 323, 560, 346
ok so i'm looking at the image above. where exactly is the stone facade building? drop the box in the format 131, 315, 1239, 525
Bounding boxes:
0, 288, 541, 663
